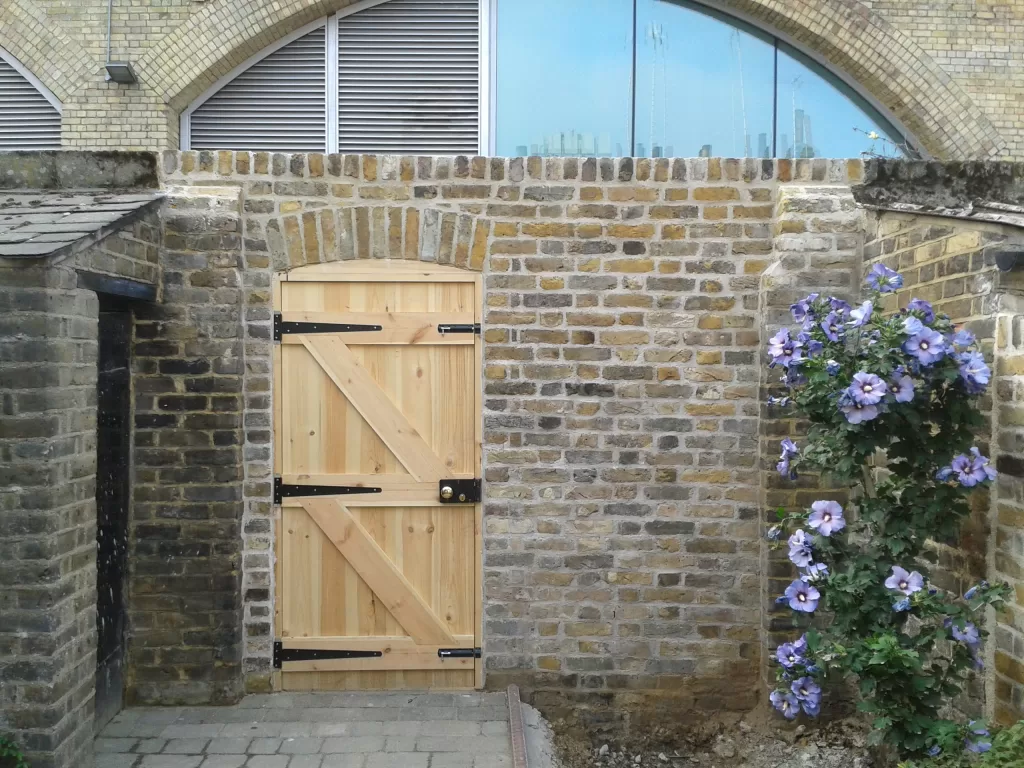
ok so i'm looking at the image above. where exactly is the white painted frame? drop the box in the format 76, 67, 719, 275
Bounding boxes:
0, 46, 63, 114
181, 0, 491, 155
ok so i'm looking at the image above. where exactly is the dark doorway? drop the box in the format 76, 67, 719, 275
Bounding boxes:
94, 300, 132, 729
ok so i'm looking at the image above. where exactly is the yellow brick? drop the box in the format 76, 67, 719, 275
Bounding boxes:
693, 186, 740, 201
685, 404, 735, 416
662, 224, 686, 239
696, 351, 722, 364
703, 206, 728, 220
485, 365, 507, 380
658, 368, 680, 381
580, 187, 604, 200
577, 224, 603, 239
523, 222, 575, 237
540, 277, 564, 290
493, 222, 518, 237
607, 223, 655, 238
665, 188, 689, 201
681, 470, 732, 483
605, 258, 654, 273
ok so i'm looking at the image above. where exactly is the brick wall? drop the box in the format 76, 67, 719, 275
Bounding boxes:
0, 261, 99, 768
758, 185, 863, 686
0, 0, 1020, 159
861, 211, 1024, 723
128, 186, 245, 705
156, 151, 866, 718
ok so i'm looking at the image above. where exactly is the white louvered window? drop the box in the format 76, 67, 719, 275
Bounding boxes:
337, 0, 480, 154
0, 49, 61, 150
188, 25, 328, 152
182, 1, 483, 154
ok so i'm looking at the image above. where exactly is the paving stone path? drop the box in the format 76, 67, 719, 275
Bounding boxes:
94, 692, 512, 768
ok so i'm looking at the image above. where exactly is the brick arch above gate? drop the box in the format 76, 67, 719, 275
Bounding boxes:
144, 0, 1004, 161
266, 204, 490, 273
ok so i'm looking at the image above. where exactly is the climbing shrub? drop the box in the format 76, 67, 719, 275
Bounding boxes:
765, 264, 1011, 761
0, 736, 28, 768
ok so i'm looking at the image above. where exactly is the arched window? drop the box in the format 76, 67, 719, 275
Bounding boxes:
494, 0, 914, 158
0, 48, 62, 150
182, 0, 481, 154
181, 0, 914, 158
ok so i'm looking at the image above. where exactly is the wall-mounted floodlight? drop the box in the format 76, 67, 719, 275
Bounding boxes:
104, 0, 137, 85
104, 62, 137, 84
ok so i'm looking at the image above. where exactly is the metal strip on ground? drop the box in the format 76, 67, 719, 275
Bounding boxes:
507, 684, 529, 768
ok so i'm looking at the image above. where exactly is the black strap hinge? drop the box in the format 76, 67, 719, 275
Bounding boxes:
438, 648, 482, 659
437, 323, 480, 335
274, 477, 383, 504
273, 641, 383, 669
274, 313, 382, 341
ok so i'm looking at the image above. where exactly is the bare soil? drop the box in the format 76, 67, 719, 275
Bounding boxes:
549, 707, 877, 768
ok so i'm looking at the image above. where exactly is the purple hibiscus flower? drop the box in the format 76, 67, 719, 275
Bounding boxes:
768, 328, 803, 368
825, 359, 840, 376
787, 530, 814, 568
770, 690, 801, 720
848, 372, 887, 405
808, 500, 846, 537
903, 316, 924, 336
791, 677, 822, 716
777, 438, 799, 479
776, 635, 808, 669
820, 312, 844, 342
907, 298, 935, 323
840, 396, 880, 424
964, 581, 988, 600
904, 327, 946, 365
965, 740, 992, 754
866, 263, 903, 293
893, 597, 911, 612
958, 351, 990, 393
830, 297, 851, 315
885, 566, 924, 596
949, 620, 981, 647
940, 448, 997, 487
790, 294, 818, 323
801, 563, 829, 583
889, 374, 915, 403
953, 328, 976, 347
848, 300, 873, 327
784, 579, 820, 613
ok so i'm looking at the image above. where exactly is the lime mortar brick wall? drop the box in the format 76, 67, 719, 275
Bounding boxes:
1, 0, 1023, 158
862, 211, 1024, 724
155, 150, 867, 715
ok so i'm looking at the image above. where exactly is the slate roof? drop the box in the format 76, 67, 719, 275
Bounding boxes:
0, 191, 163, 259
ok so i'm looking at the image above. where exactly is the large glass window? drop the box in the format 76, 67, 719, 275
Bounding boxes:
494, 0, 634, 157
494, 0, 913, 158
635, 0, 774, 158
776, 44, 908, 159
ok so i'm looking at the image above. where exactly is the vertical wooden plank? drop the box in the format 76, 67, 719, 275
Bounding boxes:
474, 274, 484, 689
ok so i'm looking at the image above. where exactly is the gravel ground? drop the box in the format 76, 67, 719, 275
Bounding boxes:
552, 713, 876, 768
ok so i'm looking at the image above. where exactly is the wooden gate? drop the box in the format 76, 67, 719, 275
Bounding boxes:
272, 262, 482, 690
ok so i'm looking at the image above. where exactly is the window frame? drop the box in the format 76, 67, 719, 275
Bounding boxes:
179, 0, 918, 158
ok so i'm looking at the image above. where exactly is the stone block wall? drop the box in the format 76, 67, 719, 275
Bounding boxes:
758, 186, 863, 684
0, 261, 99, 768
128, 185, 245, 705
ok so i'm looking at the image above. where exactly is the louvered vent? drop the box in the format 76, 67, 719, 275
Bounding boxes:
0, 56, 61, 150
190, 26, 327, 152
338, 0, 480, 154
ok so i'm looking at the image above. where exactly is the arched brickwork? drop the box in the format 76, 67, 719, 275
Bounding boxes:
145, 0, 1003, 160
718, 0, 1004, 159
0, 0, 95, 104
265, 204, 490, 273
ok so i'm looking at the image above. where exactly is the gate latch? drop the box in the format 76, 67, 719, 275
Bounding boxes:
437, 323, 480, 335
439, 479, 481, 504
